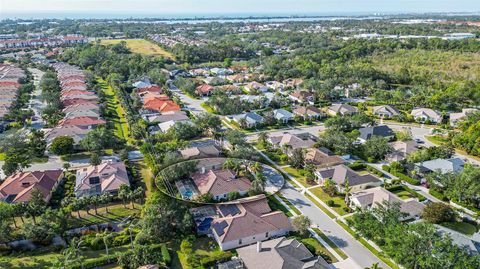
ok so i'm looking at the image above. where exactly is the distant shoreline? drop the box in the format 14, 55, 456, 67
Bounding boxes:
1, 11, 480, 21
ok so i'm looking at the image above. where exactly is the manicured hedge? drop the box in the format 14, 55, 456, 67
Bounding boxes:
390, 171, 420, 185
429, 189, 448, 201
348, 161, 366, 171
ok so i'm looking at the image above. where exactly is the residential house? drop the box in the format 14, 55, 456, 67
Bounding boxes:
315, 164, 382, 192
304, 148, 344, 168
0, 170, 63, 203
387, 140, 418, 162
292, 106, 323, 120
227, 74, 247, 83
349, 187, 425, 221
327, 104, 358, 116
450, 108, 478, 126
268, 133, 316, 156
244, 82, 268, 93
75, 160, 129, 197
410, 108, 442, 123
283, 78, 303, 89
58, 116, 106, 129
414, 158, 465, 175
191, 169, 252, 200
204, 77, 226, 86
46, 125, 91, 146
232, 112, 264, 128
156, 119, 193, 133
210, 196, 292, 250
237, 237, 330, 269
357, 125, 395, 143
265, 81, 285, 92
215, 84, 241, 94
180, 143, 222, 159
196, 84, 215, 97
289, 90, 314, 104
64, 109, 100, 120
273, 109, 294, 123
132, 77, 151, 89
143, 111, 189, 123
62, 103, 100, 114
372, 105, 400, 118
143, 98, 181, 113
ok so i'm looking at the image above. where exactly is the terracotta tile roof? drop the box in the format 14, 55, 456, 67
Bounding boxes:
137, 84, 162, 95
62, 98, 97, 107
0, 170, 63, 203
192, 169, 252, 197
58, 116, 106, 127
211, 197, 291, 243
305, 148, 344, 168
143, 98, 181, 113
196, 84, 214, 94
61, 90, 95, 97
75, 160, 129, 197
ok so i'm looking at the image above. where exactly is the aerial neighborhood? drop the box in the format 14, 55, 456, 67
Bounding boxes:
0, 9, 479, 269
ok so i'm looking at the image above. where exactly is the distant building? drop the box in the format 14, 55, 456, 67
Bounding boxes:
414, 158, 464, 176
268, 133, 316, 156
450, 108, 478, 126
357, 125, 395, 143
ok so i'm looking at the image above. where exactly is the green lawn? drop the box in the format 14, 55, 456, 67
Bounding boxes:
282, 166, 319, 188
97, 78, 132, 144
300, 237, 339, 263
387, 185, 426, 202
309, 187, 349, 216
68, 203, 141, 228
312, 228, 348, 260
0, 244, 130, 269
440, 221, 478, 236
0, 152, 5, 160
305, 193, 336, 219
200, 102, 215, 113
267, 195, 293, 217
335, 220, 401, 269
100, 38, 174, 60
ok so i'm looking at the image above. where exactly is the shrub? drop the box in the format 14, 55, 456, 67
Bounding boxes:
161, 244, 171, 265
326, 200, 335, 207
382, 165, 390, 172
348, 161, 366, 171
391, 171, 420, 185
422, 203, 456, 224
429, 189, 448, 201
366, 165, 384, 177
199, 251, 232, 266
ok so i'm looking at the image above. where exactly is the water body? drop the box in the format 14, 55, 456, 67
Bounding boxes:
1, 11, 385, 21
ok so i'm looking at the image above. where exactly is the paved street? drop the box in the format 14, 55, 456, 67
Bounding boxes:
27, 68, 46, 129
280, 184, 390, 269
168, 80, 207, 115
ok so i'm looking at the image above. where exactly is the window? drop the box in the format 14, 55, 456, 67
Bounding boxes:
265, 232, 269, 237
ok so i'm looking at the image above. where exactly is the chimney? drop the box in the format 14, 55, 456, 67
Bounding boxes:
256, 241, 262, 253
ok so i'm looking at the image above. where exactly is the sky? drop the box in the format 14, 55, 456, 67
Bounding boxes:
1, 0, 480, 18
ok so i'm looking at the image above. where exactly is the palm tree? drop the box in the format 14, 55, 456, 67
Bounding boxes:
102, 232, 115, 263
63, 238, 84, 269
118, 184, 130, 209
100, 193, 113, 213
344, 179, 352, 205
249, 162, 263, 174
365, 263, 381, 269
90, 195, 99, 215
257, 131, 268, 146
251, 178, 265, 193
133, 187, 144, 205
